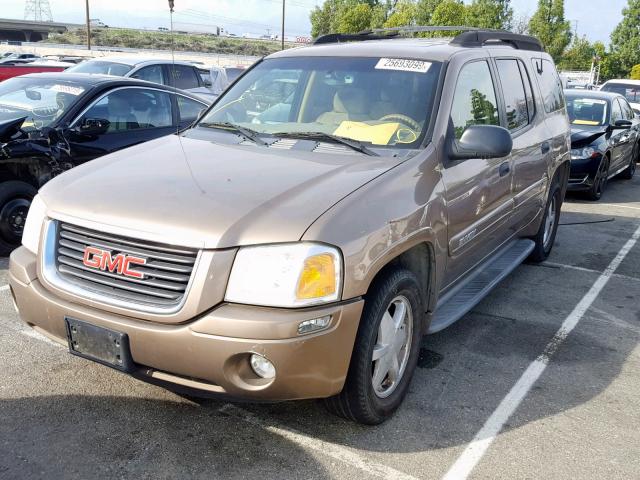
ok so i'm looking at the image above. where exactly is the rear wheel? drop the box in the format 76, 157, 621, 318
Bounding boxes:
0, 181, 37, 256
587, 156, 609, 201
620, 144, 637, 180
528, 182, 562, 263
324, 269, 423, 424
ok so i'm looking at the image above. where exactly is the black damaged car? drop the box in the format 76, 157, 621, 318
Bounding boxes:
565, 89, 638, 200
0, 73, 209, 254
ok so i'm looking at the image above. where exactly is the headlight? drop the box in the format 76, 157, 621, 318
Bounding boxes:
570, 147, 596, 160
21, 194, 46, 254
225, 243, 342, 308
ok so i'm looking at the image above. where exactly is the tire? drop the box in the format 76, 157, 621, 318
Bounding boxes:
620, 144, 637, 180
587, 156, 609, 201
528, 181, 562, 263
0, 181, 37, 256
324, 269, 423, 425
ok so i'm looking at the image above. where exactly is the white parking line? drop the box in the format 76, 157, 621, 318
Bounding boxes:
0, 286, 417, 480
442, 223, 640, 480
542, 261, 640, 283
599, 203, 640, 211
219, 404, 419, 480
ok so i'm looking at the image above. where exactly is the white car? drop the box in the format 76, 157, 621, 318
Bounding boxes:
600, 79, 640, 115
65, 57, 219, 101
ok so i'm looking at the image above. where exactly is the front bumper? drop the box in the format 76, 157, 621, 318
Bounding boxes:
567, 155, 601, 191
9, 247, 364, 401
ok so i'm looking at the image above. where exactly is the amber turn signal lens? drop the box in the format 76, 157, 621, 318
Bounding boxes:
296, 253, 337, 299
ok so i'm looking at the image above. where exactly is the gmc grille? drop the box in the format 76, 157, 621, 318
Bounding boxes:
54, 222, 198, 308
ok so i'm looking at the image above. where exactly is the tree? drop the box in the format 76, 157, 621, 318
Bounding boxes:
557, 35, 594, 71
384, 0, 417, 27
335, 2, 374, 33
610, 0, 640, 77
415, 0, 445, 25
631, 64, 640, 80
466, 0, 513, 30
430, 0, 468, 30
528, 0, 572, 63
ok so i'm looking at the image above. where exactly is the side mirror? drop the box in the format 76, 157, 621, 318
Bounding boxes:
449, 124, 513, 161
611, 119, 632, 129
75, 118, 110, 136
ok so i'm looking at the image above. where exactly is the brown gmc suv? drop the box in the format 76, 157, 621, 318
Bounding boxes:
10, 28, 570, 424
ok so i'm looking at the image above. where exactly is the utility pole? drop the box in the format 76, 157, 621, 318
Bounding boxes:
85, 0, 91, 50
281, 0, 285, 50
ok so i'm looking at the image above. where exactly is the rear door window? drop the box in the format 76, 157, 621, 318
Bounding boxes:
496, 59, 530, 132
619, 98, 635, 120
131, 65, 165, 85
168, 65, 201, 90
450, 60, 500, 139
532, 59, 565, 113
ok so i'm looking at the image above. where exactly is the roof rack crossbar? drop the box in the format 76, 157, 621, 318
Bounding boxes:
312, 26, 544, 52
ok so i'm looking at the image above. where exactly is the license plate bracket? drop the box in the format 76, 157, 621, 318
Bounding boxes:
65, 317, 134, 372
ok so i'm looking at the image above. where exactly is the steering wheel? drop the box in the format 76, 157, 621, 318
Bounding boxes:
378, 114, 421, 131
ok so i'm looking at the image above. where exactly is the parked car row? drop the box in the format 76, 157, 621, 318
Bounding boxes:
4, 27, 639, 426
0, 73, 210, 253
0, 53, 243, 100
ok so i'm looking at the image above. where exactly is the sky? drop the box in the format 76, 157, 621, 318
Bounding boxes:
0, 0, 630, 43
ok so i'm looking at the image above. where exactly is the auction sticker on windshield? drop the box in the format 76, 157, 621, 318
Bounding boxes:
375, 58, 431, 73
51, 84, 85, 96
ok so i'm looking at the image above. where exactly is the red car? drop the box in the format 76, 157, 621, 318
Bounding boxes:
0, 62, 72, 82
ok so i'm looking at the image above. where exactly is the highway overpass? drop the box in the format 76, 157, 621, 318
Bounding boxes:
0, 18, 78, 42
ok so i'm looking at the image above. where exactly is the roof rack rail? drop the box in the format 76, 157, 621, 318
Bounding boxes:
312, 26, 544, 52
450, 30, 543, 51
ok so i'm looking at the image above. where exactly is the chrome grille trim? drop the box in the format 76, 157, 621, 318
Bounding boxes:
41, 220, 200, 314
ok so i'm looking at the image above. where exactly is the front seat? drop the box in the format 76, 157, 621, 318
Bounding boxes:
107, 94, 139, 132
316, 88, 369, 125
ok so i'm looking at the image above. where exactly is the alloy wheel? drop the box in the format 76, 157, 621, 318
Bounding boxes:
371, 295, 413, 398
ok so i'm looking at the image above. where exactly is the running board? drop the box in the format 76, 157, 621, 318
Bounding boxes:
428, 239, 535, 334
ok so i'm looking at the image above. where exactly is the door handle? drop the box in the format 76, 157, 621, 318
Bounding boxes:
499, 162, 510, 177
541, 141, 551, 154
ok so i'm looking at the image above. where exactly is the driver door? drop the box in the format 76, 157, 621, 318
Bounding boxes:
67, 87, 177, 164
441, 60, 514, 289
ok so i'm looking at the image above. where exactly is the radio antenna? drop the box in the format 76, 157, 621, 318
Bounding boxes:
168, 0, 179, 136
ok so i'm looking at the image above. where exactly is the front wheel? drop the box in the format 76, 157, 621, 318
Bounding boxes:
620, 145, 637, 180
528, 182, 562, 263
587, 157, 609, 201
0, 181, 37, 256
324, 269, 423, 424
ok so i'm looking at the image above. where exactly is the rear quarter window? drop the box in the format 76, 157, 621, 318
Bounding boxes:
532, 59, 565, 114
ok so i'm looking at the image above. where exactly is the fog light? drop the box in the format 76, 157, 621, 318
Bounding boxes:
297, 315, 331, 335
250, 353, 276, 379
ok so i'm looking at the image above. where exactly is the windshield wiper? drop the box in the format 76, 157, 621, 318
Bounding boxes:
272, 131, 379, 156
199, 121, 268, 146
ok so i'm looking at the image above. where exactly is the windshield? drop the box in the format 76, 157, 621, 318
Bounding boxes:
0, 77, 86, 130
67, 60, 133, 76
200, 57, 442, 149
566, 96, 609, 126
600, 83, 640, 104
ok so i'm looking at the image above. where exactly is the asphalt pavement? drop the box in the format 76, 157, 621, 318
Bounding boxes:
1, 174, 639, 480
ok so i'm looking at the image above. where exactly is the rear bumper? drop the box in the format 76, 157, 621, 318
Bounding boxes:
9, 247, 364, 401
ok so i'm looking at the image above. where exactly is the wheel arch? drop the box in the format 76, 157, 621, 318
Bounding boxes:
361, 240, 437, 334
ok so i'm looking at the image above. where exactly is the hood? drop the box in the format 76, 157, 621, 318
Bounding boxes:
40, 135, 400, 249
570, 125, 608, 148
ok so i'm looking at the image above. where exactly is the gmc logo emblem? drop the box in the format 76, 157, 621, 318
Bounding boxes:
82, 246, 146, 279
